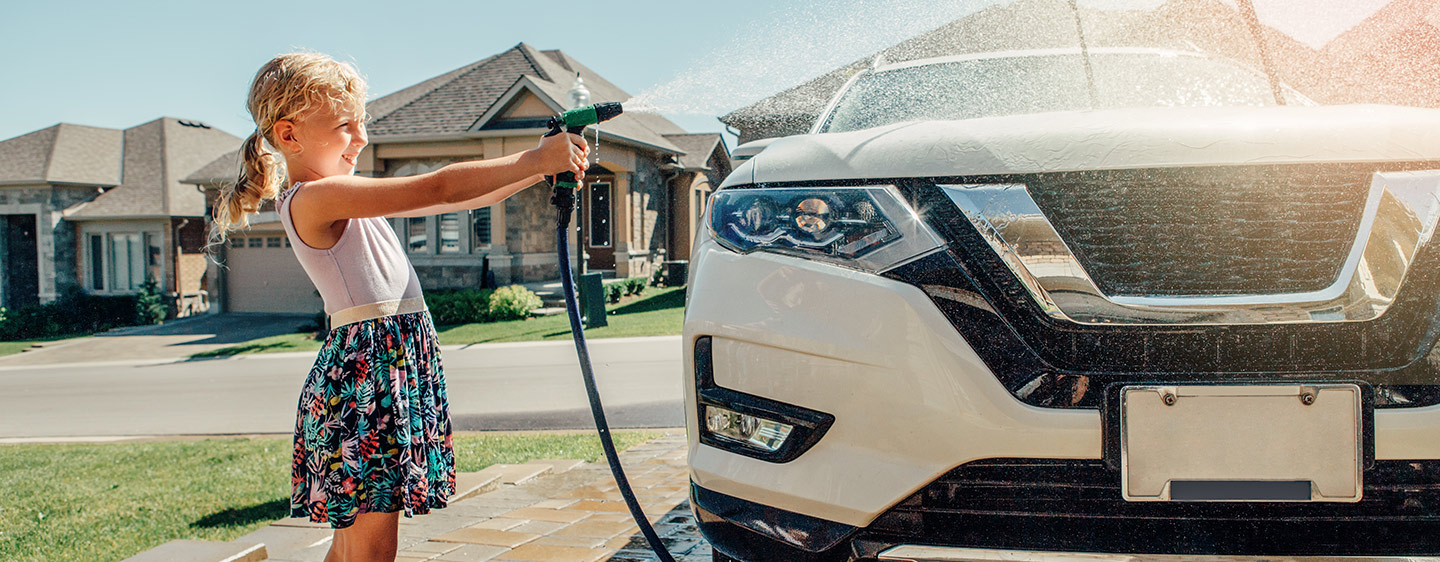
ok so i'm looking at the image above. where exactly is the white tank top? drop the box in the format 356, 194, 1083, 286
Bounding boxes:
276, 182, 424, 316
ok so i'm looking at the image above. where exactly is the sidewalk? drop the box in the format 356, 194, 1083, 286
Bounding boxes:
130, 432, 709, 562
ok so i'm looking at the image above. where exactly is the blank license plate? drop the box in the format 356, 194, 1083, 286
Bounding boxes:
1121, 384, 1362, 502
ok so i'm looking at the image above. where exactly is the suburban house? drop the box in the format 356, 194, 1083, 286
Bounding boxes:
187, 42, 730, 314
722, 0, 1439, 143
0, 118, 239, 314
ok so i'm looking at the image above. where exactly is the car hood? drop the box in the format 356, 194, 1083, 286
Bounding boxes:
723, 105, 1440, 187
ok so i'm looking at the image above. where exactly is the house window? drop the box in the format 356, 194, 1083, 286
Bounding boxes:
88, 235, 104, 291
266, 236, 282, 248
439, 213, 461, 254
472, 207, 491, 247
589, 182, 611, 247
407, 217, 428, 253
248, 237, 263, 248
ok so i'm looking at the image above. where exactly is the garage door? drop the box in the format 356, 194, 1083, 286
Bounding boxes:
226, 227, 324, 314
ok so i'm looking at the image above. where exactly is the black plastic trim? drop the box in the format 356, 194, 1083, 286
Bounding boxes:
691, 482, 856, 561
693, 336, 836, 463
859, 458, 1440, 556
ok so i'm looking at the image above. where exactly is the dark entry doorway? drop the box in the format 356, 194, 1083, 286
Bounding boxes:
581, 178, 615, 271
3, 215, 38, 309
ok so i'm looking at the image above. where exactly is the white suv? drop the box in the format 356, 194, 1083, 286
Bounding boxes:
684, 48, 1440, 561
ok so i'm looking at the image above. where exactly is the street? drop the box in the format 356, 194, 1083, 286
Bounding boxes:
0, 336, 684, 440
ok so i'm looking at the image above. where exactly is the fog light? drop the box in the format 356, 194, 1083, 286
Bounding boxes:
703, 405, 794, 453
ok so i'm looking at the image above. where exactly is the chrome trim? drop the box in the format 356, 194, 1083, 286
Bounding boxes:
878, 545, 1440, 561
941, 170, 1440, 325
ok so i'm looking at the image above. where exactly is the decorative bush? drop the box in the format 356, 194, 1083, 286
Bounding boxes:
605, 282, 623, 304
134, 277, 169, 325
624, 277, 647, 296
487, 285, 542, 321
0, 287, 143, 341
426, 289, 494, 325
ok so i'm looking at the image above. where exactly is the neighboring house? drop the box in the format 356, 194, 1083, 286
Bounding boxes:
184, 150, 326, 315
721, 0, 1429, 143
362, 42, 729, 286
188, 42, 729, 314
0, 118, 239, 315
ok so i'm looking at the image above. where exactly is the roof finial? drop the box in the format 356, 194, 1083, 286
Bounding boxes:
567, 72, 590, 109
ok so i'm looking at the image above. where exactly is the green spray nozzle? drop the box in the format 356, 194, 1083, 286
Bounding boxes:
553, 102, 624, 132
547, 102, 624, 225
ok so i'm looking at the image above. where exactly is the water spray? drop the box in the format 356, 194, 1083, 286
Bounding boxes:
544, 102, 678, 562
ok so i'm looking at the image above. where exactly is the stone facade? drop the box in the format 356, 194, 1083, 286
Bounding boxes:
0, 185, 100, 305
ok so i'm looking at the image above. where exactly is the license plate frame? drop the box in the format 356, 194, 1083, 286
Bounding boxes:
1114, 383, 1366, 502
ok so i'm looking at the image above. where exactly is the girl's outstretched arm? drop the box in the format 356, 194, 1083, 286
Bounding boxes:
383, 173, 555, 219
290, 132, 586, 226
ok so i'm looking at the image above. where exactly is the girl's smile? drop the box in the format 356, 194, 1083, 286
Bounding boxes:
279, 105, 369, 182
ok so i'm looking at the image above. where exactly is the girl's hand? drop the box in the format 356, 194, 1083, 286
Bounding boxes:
532, 132, 589, 183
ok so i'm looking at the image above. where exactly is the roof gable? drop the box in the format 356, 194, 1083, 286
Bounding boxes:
67, 118, 239, 220
364, 42, 699, 153
472, 76, 567, 131
368, 45, 548, 136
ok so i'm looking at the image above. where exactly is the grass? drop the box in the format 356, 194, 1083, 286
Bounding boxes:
192, 286, 686, 358
0, 431, 662, 562
0, 338, 68, 358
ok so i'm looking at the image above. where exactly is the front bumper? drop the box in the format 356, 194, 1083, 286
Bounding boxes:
684, 238, 1440, 556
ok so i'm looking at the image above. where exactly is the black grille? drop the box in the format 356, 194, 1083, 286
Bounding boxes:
864, 459, 1440, 555
1026, 167, 1372, 296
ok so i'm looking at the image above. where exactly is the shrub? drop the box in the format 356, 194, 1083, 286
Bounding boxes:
134, 277, 169, 325
604, 282, 623, 304
0, 288, 142, 340
487, 285, 542, 321
624, 277, 647, 297
426, 289, 494, 325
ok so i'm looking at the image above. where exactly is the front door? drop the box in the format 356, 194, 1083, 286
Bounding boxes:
2, 214, 38, 309
582, 180, 615, 271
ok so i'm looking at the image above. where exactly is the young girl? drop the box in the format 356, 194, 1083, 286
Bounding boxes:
209, 52, 587, 562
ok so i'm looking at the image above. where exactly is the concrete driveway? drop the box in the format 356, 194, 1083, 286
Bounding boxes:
0, 313, 311, 366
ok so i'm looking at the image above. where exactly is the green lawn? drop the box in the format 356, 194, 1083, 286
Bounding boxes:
0, 339, 65, 358
0, 431, 661, 562
192, 286, 686, 358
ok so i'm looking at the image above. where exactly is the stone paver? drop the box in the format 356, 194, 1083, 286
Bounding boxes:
246, 431, 706, 562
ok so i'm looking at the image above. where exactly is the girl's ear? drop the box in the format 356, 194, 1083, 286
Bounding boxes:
273, 120, 303, 155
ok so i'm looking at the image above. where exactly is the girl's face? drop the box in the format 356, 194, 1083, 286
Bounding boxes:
280, 103, 368, 182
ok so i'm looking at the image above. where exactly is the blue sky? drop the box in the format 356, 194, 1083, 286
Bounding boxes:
0, 0, 1388, 145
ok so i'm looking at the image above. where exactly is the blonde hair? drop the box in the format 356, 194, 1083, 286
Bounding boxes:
209, 52, 368, 248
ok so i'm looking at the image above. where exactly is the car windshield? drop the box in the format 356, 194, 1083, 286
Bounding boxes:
821, 52, 1296, 133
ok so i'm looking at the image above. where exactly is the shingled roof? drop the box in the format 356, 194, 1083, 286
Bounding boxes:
0, 123, 123, 186
662, 133, 727, 170
721, 0, 1322, 142
64, 118, 240, 220
182, 149, 241, 186
366, 43, 685, 154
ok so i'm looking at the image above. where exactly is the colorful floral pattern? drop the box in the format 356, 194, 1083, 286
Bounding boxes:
289, 310, 455, 529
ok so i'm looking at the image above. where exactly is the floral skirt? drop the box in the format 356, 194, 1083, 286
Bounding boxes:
289, 310, 455, 529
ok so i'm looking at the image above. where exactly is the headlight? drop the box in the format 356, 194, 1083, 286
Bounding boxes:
708, 185, 944, 272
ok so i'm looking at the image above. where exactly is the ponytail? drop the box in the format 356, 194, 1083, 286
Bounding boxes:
206, 130, 281, 251
208, 51, 367, 255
